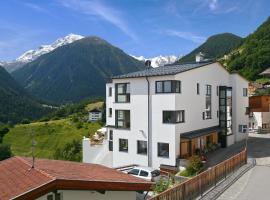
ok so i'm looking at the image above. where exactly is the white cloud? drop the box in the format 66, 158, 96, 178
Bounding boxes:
58, 0, 138, 41
165, 30, 206, 44
209, 0, 218, 11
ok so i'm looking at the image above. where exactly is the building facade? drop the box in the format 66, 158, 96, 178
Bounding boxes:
88, 108, 102, 121
105, 62, 249, 169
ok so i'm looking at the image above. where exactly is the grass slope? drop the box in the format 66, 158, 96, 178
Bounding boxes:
3, 119, 101, 159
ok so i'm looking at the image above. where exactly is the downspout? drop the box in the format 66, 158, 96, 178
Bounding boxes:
146, 76, 152, 167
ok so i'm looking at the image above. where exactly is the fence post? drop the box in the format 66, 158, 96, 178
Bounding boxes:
225, 162, 227, 179
200, 175, 203, 197
182, 183, 186, 200
214, 166, 217, 186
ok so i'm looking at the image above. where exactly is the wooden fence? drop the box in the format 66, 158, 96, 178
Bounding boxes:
150, 148, 247, 200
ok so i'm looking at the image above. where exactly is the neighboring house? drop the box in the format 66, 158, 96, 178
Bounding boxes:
0, 157, 152, 200
104, 61, 249, 169
249, 95, 270, 132
88, 108, 102, 121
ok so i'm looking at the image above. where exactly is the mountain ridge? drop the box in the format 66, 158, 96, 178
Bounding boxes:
1, 34, 84, 72
12, 36, 145, 104
178, 33, 243, 63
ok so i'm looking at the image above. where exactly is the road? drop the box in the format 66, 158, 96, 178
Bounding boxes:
217, 133, 270, 200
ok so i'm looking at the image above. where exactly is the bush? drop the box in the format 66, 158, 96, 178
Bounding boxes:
53, 140, 82, 162
152, 177, 173, 194
21, 119, 30, 124
0, 126, 9, 143
180, 156, 203, 177
0, 144, 12, 161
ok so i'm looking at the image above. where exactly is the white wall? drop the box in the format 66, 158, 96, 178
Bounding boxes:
37, 190, 136, 200
82, 138, 113, 167
230, 74, 249, 142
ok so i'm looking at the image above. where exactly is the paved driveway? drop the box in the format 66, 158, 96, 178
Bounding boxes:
217, 133, 270, 200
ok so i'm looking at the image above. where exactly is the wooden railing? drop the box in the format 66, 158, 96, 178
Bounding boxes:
150, 148, 247, 200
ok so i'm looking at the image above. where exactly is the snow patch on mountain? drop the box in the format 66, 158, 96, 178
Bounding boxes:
1, 34, 84, 72
131, 55, 181, 67
17, 34, 84, 63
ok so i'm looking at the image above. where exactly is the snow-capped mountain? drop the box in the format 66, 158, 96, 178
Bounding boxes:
1, 34, 84, 72
17, 34, 84, 63
131, 55, 181, 67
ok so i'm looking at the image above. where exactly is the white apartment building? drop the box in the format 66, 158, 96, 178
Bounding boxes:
103, 61, 249, 169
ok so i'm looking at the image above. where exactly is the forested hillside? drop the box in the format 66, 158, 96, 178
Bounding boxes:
178, 33, 243, 63
223, 17, 270, 80
0, 66, 52, 124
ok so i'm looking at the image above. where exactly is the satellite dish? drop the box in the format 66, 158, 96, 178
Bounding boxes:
145, 60, 151, 68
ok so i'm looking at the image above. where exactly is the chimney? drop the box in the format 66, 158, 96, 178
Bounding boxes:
145, 60, 151, 68
196, 52, 204, 62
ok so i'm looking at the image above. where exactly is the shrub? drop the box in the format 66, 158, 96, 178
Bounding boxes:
21, 119, 30, 124
152, 177, 173, 194
53, 140, 82, 162
180, 156, 203, 177
0, 144, 12, 161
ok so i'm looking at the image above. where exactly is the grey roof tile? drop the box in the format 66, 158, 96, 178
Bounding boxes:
113, 61, 215, 79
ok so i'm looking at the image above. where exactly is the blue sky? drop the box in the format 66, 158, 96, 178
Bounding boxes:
0, 0, 269, 60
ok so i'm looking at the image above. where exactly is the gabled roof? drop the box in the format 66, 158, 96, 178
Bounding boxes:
0, 157, 153, 200
113, 61, 215, 79
89, 108, 101, 113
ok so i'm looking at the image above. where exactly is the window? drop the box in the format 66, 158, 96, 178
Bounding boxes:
55, 193, 62, 200
217, 110, 219, 118
202, 112, 205, 120
205, 85, 212, 119
158, 143, 169, 158
128, 169, 139, 175
109, 87, 112, 97
243, 88, 248, 97
163, 110, 185, 123
115, 83, 130, 102
115, 110, 130, 128
217, 86, 219, 96
119, 139, 128, 152
47, 195, 53, 200
197, 83, 200, 95
109, 130, 113, 151
239, 125, 248, 133
155, 80, 181, 93
245, 107, 250, 115
139, 170, 149, 177
137, 140, 147, 155
109, 108, 112, 117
